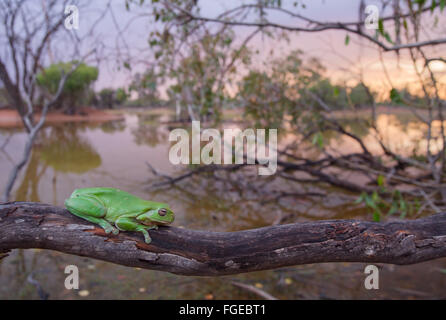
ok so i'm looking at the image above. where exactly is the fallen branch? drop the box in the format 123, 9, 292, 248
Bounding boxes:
231, 281, 278, 300
1, 202, 446, 276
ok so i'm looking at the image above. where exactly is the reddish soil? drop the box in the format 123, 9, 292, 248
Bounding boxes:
0, 107, 124, 128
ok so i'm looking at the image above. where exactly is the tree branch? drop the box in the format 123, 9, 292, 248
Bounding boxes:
163, 1, 446, 52
1, 202, 446, 276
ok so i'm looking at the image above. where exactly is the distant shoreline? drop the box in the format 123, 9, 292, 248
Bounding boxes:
0, 107, 125, 128
0, 104, 431, 129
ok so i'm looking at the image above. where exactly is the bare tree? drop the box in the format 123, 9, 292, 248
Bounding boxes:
0, 0, 102, 201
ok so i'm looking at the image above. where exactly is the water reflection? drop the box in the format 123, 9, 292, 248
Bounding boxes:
40, 125, 102, 173
131, 114, 169, 146
15, 149, 47, 203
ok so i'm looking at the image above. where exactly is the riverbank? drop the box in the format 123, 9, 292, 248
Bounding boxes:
0, 107, 125, 128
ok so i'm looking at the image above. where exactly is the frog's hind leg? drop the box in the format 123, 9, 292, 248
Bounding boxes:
65, 195, 118, 235
71, 210, 118, 235
115, 217, 155, 244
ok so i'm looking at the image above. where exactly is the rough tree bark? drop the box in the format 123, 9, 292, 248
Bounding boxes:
1, 202, 446, 276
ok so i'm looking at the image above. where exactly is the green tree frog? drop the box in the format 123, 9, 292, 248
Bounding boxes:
65, 187, 174, 243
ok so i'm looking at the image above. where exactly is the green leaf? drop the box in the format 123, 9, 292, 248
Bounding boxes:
344, 34, 350, 46
312, 132, 324, 148
123, 62, 131, 70
378, 19, 384, 35
390, 88, 403, 104
402, 19, 408, 30
365, 195, 376, 209
377, 174, 385, 187
373, 211, 381, 222
399, 198, 407, 212
333, 86, 340, 97
441, 0, 446, 11
383, 32, 394, 44
223, 37, 233, 46
149, 39, 158, 47
413, 0, 427, 6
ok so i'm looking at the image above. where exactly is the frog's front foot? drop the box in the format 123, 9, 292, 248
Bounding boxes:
103, 225, 119, 235
141, 229, 152, 244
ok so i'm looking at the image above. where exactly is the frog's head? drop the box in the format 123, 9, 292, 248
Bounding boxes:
137, 204, 174, 226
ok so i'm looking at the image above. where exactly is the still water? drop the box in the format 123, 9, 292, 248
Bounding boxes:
0, 109, 445, 299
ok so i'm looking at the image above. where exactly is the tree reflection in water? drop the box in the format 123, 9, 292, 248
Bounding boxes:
39, 124, 101, 173
14, 124, 101, 203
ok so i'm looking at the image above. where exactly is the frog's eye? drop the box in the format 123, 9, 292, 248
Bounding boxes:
158, 208, 167, 216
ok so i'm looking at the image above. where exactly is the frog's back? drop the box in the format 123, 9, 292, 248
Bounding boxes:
71, 187, 127, 202
71, 187, 117, 197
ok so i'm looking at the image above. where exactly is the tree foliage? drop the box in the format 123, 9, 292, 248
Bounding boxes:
145, 5, 252, 121
129, 69, 159, 104
37, 62, 98, 113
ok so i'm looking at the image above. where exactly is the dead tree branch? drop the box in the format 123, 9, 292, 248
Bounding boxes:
231, 281, 278, 300
1, 202, 446, 276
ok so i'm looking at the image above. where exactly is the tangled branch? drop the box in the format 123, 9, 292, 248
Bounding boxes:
1, 202, 446, 276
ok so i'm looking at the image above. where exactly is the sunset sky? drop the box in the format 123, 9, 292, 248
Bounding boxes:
68, 0, 446, 99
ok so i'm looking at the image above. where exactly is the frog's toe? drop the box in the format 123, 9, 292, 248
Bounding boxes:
103, 226, 117, 235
